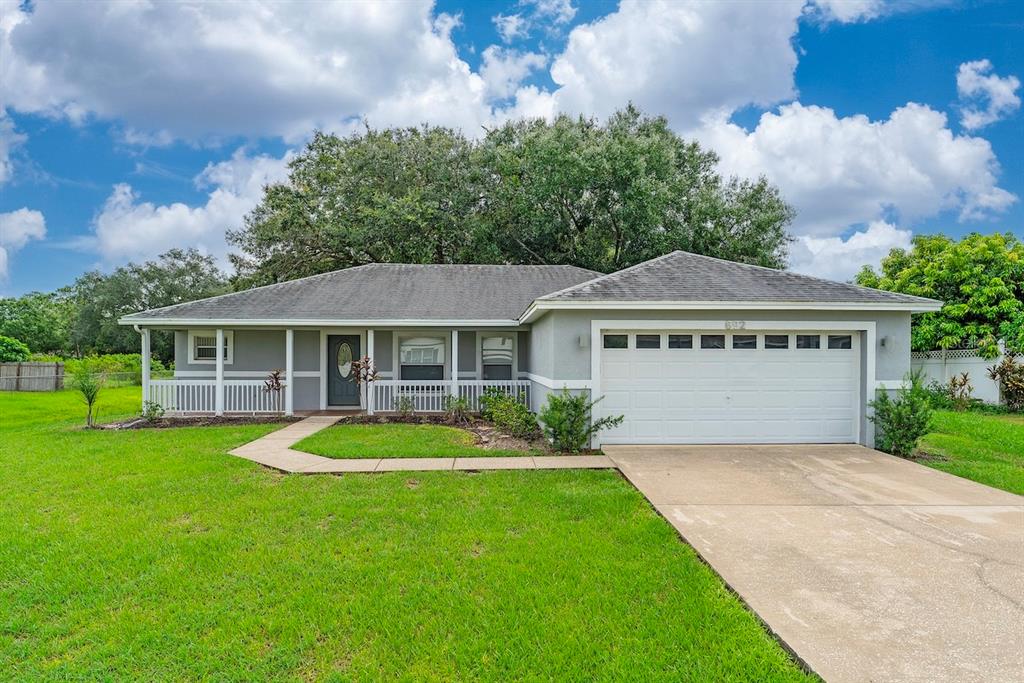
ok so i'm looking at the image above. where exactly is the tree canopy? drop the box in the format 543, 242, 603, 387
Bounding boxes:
0, 248, 227, 362
229, 105, 794, 285
856, 233, 1024, 357
70, 249, 228, 360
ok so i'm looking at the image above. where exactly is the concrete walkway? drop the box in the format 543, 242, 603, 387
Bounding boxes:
605, 444, 1024, 683
228, 415, 614, 473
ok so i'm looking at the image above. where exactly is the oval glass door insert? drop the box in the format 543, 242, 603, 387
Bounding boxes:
337, 342, 353, 378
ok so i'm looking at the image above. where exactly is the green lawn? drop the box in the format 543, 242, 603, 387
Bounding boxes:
0, 388, 811, 681
918, 410, 1024, 495
294, 422, 540, 459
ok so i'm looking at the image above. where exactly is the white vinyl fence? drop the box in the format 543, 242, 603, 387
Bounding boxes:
911, 347, 1002, 404
147, 379, 284, 414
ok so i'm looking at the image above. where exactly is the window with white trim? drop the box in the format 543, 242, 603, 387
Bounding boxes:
188, 330, 233, 364
481, 335, 514, 380
400, 336, 445, 380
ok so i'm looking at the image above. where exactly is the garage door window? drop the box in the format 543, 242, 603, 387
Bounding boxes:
828, 334, 853, 349
765, 334, 789, 349
732, 334, 757, 349
668, 334, 693, 349
700, 334, 726, 349
796, 334, 821, 349
636, 334, 661, 349
603, 334, 628, 349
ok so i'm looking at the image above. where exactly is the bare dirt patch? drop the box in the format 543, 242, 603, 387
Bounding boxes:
331, 414, 551, 453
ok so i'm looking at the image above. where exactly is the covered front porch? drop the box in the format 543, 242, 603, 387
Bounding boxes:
137, 326, 532, 416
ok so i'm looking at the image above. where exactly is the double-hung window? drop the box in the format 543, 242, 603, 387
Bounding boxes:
400, 336, 445, 380
481, 335, 514, 380
189, 330, 233, 364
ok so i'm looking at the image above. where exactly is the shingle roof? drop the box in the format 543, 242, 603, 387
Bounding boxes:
121, 264, 603, 322
537, 251, 940, 307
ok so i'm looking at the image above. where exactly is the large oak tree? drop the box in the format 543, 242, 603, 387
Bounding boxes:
229, 106, 794, 285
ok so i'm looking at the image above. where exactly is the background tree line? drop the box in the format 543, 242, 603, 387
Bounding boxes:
3, 105, 1017, 364
1, 249, 226, 362
2, 105, 796, 361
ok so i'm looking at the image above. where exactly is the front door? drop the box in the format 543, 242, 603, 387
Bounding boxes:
328, 334, 361, 406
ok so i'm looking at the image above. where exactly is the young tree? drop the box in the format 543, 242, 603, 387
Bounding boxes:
70, 363, 105, 427
856, 233, 1024, 357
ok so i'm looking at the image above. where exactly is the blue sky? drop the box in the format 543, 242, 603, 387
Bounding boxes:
0, 0, 1020, 296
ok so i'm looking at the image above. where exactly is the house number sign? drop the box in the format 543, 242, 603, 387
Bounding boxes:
724, 320, 747, 330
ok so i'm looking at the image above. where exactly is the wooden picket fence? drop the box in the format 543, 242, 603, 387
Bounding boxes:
0, 362, 65, 392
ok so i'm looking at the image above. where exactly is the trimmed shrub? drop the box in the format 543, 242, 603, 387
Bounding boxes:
538, 389, 624, 453
0, 335, 30, 362
869, 370, 933, 458
479, 388, 538, 439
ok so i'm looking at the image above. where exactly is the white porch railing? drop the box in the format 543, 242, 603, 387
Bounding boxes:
147, 379, 285, 414
372, 380, 530, 413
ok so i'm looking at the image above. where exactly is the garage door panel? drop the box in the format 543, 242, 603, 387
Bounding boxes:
599, 330, 859, 444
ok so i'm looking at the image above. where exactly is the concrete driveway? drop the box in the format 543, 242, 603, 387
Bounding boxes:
605, 444, 1024, 683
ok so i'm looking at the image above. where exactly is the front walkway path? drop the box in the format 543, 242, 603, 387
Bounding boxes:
229, 415, 613, 473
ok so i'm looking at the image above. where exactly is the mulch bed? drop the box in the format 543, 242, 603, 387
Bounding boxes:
332, 414, 550, 453
99, 415, 302, 430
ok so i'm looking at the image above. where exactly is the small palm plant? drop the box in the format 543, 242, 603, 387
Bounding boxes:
70, 364, 105, 427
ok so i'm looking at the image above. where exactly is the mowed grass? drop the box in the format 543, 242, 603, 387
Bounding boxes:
918, 410, 1024, 495
294, 423, 538, 459
0, 388, 813, 681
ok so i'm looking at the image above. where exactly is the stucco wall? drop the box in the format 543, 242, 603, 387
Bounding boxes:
542, 309, 911, 382
527, 313, 555, 379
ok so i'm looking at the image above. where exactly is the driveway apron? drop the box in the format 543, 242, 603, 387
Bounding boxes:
605, 444, 1024, 683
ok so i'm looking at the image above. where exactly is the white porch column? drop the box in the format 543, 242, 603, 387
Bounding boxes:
140, 327, 151, 408
285, 328, 294, 416
366, 329, 375, 415
215, 328, 225, 416
451, 329, 459, 399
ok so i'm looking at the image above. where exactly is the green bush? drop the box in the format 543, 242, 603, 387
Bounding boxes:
0, 335, 30, 362
869, 371, 933, 458
538, 389, 624, 453
479, 388, 538, 439
988, 352, 1024, 412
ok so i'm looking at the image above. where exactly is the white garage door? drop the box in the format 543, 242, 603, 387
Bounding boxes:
598, 330, 860, 444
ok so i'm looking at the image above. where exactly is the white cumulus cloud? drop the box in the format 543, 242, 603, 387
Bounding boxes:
695, 102, 1016, 236
90, 149, 290, 265
480, 47, 547, 100
0, 207, 46, 278
0, 1, 527, 142
957, 59, 1021, 130
547, 0, 803, 129
789, 221, 912, 282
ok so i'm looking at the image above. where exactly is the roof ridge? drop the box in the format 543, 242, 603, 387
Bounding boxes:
535, 251, 679, 301
678, 251, 938, 303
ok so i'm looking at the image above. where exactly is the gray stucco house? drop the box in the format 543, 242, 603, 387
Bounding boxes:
119, 250, 940, 447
